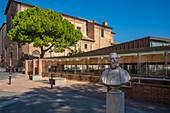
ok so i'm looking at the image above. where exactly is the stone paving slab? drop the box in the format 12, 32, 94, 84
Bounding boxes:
0, 72, 27, 80
0, 93, 106, 113
0, 94, 38, 109
0, 76, 90, 93
0, 91, 20, 98
0, 93, 152, 113
0, 91, 23, 105
0, 74, 170, 113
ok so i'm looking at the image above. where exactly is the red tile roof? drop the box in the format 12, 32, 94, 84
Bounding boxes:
81, 37, 95, 42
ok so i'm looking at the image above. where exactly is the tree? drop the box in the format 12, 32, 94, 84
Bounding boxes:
8, 6, 83, 58
68, 48, 84, 56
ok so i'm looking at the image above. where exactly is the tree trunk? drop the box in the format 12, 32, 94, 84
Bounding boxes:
40, 47, 45, 58
40, 44, 54, 58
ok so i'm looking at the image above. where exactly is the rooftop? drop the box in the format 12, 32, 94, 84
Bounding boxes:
0, 23, 6, 32
4, 0, 113, 29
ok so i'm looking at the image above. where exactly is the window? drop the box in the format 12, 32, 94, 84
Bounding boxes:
86, 28, 88, 36
101, 29, 104, 37
151, 41, 170, 47
10, 15, 14, 30
86, 24, 88, 36
85, 44, 87, 49
77, 27, 81, 31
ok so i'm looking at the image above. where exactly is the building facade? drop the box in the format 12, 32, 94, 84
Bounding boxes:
0, 23, 7, 67
3, 0, 116, 67
25, 36, 170, 77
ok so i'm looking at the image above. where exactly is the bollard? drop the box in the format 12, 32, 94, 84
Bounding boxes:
9, 71, 11, 85
51, 74, 53, 89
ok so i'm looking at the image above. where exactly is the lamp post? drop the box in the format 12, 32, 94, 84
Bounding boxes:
9, 71, 11, 85
51, 74, 53, 89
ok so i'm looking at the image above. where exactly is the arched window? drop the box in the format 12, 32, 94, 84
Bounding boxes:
32, 50, 40, 58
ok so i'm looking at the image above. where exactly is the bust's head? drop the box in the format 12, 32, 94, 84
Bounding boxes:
109, 52, 119, 69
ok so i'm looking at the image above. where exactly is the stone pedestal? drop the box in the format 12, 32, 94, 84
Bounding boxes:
49, 77, 66, 85
29, 75, 42, 80
106, 88, 124, 113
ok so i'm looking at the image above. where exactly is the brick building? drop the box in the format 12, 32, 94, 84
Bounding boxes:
3, 0, 116, 67
0, 23, 7, 67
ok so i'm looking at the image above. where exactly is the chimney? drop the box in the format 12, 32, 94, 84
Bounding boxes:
102, 21, 108, 26
93, 20, 96, 23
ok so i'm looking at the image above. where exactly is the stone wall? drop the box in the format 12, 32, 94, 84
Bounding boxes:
0, 24, 6, 60
0, 23, 7, 67
4, 1, 21, 67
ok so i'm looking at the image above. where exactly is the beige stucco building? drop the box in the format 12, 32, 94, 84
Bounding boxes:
3, 0, 116, 67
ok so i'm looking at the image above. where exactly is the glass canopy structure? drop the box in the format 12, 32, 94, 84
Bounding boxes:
41, 50, 170, 78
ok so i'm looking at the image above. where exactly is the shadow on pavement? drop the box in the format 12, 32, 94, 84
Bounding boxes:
1, 84, 106, 113
1, 81, 170, 113
28, 83, 170, 113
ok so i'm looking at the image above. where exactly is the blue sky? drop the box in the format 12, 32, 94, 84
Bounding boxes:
0, 0, 170, 43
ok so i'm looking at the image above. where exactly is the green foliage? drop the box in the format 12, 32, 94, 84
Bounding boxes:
8, 6, 83, 58
68, 48, 84, 56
